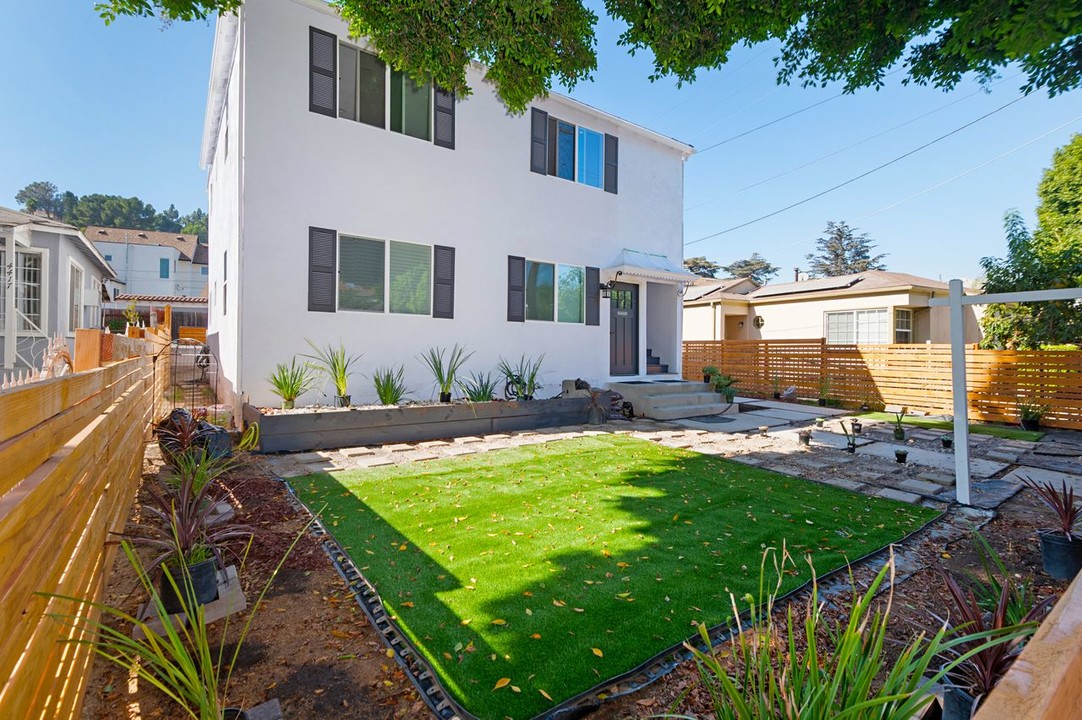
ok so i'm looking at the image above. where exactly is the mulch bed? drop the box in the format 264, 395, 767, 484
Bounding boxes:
84, 448, 1069, 720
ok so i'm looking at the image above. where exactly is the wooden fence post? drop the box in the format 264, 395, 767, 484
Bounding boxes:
73, 329, 103, 372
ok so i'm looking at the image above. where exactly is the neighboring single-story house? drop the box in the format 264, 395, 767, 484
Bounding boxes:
0, 206, 117, 370
683, 270, 983, 344
88, 226, 209, 299
200, 0, 696, 410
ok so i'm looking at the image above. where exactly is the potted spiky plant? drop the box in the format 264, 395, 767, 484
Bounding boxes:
420, 344, 473, 403
1019, 402, 1047, 432
892, 408, 908, 441
771, 374, 781, 399
702, 365, 718, 384
584, 389, 608, 425
711, 374, 738, 402
304, 339, 360, 407
817, 375, 832, 407
458, 371, 498, 402
371, 365, 408, 405
839, 420, 857, 453
1020, 475, 1082, 580
267, 357, 314, 410
498, 354, 544, 400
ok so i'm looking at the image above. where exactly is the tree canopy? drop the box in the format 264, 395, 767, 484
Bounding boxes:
96, 0, 1082, 112
683, 256, 723, 279
805, 221, 887, 277
980, 134, 1082, 349
720, 253, 780, 284
13, 180, 208, 242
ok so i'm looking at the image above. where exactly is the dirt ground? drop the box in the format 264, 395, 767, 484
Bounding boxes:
83, 444, 1070, 720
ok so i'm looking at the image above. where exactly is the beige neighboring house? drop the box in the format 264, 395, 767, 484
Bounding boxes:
683, 270, 983, 344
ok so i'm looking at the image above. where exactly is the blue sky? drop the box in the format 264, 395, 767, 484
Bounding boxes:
2, 3, 1080, 283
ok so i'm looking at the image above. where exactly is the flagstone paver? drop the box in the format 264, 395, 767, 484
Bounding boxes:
897, 478, 947, 497
875, 488, 922, 504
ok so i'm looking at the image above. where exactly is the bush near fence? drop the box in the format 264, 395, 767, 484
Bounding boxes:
683, 339, 1082, 430
0, 330, 169, 719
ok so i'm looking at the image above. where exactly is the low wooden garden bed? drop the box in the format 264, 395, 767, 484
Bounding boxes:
244, 397, 596, 453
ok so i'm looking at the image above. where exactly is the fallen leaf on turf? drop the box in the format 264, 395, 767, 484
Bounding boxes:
491, 619, 507, 625
540, 689, 553, 701
511, 686, 521, 693
592, 648, 604, 657
493, 678, 510, 690
386, 649, 394, 658
553, 599, 566, 607
525, 608, 533, 615
401, 601, 415, 608
616, 562, 629, 568
523, 591, 533, 596
531, 633, 541, 639
461, 619, 472, 625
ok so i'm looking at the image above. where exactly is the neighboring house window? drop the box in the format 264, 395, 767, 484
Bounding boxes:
16, 251, 43, 332
390, 70, 431, 141
103, 254, 112, 261
338, 236, 432, 315
529, 107, 619, 193
0, 250, 5, 330
523, 260, 586, 323
894, 308, 913, 343
160, 258, 170, 279
825, 308, 889, 344
69, 263, 84, 332
201, 266, 208, 276
339, 43, 386, 128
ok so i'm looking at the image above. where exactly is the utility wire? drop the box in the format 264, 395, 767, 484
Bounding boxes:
649, 45, 773, 125
685, 75, 1021, 212
684, 93, 1030, 247
854, 114, 1082, 221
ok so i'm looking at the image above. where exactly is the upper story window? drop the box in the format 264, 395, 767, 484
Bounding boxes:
159, 258, 170, 279
309, 27, 454, 149
530, 107, 618, 193
201, 266, 209, 276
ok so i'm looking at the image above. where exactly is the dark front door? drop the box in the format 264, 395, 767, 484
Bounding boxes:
609, 282, 638, 375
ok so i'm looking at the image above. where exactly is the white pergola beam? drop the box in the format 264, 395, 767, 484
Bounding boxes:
935, 281, 1082, 506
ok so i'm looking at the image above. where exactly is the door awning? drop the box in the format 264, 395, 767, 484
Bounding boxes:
605, 249, 702, 285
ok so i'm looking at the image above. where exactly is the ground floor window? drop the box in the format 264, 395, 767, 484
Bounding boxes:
339, 236, 432, 316
525, 260, 585, 323
16, 251, 43, 332
69, 262, 84, 332
894, 308, 913, 343
825, 308, 889, 344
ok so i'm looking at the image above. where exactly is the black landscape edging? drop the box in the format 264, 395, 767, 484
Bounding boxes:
278, 472, 946, 720
247, 397, 598, 453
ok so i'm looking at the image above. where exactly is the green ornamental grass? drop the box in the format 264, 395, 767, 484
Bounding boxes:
295, 436, 936, 719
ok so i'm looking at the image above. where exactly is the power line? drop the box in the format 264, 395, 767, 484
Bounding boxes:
854, 114, 1082, 221
648, 45, 774, 125
685, 75, 1021, 212
684, 93, 1030, 247
694, 92, 845, 155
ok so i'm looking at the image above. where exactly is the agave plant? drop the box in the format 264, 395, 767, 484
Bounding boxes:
372, 365, 408, 405
458, 371, 498, 402
420, 344, 474, 400
303, 339, 361, 401
267, 357, 314, 408
1020, 475, 1082, 538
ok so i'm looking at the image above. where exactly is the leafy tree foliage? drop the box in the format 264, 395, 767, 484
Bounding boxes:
805, 221, 887, 277
720, 253, 780, 284
980, 135, 1082, 349
13, 179, 207, 241
684, 256, 723, 278
96, 0, 1082, 112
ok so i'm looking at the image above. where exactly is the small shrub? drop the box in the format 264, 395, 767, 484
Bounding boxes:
267, 357, 314, 406
372, 365, 408, 405
420, 344, 474, 398
459, 371, 498, 402
303, 339, 360, 398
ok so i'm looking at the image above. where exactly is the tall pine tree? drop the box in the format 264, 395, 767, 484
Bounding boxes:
805, 221, 887, 277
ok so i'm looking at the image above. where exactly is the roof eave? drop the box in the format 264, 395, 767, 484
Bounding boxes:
200, 12, 240, 169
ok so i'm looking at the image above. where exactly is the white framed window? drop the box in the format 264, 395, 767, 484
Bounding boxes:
825, 308, 889, 344
16, 250, 44, 332
894, 308, 913, 343
338, 236, 433, 316
390, 70, 431, 141
525, 259, 585, 324
0, 249, 5, 331
339, 43, 386, 128
68, 260, 84, 333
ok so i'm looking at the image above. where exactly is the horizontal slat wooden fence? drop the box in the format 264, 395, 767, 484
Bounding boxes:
683, 340, 1082, 430
0, 332, 169, 718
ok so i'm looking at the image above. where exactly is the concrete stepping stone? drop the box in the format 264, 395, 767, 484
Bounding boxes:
875, 488, 921, 504
384, 443, 414, 452
820, 477, 867, 492
292, 451, 328, 464
897, 478, 946, 497
354, 457, 395, 468
341, 446, 376, 457
483, 433, 512, 441
418, 440, 451, 448
729, 456, 765, 466
1003, 466, 1082, 492
454, 436, 485, 444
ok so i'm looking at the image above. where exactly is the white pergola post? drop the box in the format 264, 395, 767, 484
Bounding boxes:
929, 282, 1082, 506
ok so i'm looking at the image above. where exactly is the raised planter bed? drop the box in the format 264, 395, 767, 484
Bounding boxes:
245, 396, 599, 453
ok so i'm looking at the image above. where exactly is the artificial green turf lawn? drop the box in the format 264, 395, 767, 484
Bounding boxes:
856, 412, 1044, 441
295, 435, 937, 719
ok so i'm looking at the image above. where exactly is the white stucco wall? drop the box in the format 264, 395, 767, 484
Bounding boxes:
208, 0, 688, 407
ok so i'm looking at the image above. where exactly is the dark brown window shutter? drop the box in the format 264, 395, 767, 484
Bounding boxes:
507, 255, 525, 322
308, 226, 337, 312
530, 108, 548, 174
433, 245, 455, 318
434, 87, 455, 149
585, 266, 600, 326
309, 27, 337, 117
604, 134, 619, 194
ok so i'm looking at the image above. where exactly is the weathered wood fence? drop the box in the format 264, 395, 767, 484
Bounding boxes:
683, 339, 1082, 430
0, 329, 170, 718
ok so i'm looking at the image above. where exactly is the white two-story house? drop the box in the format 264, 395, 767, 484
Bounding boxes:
201, 0, 694, 409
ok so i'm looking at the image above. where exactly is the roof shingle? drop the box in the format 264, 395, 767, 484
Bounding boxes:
88, 226, 205, 264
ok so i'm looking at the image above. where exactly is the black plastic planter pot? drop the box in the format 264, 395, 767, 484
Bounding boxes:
223, 709, 249, 720
1038, 530, 1082, 580
703, 374, 711, 384
845, 444, 856, 454
851, 421, 863, 434
1021, 417, 1041, 432
439, 392, 452, 403
334, 395, 351, 408
817, 398, 827, 407
586, 406, 606, 425
894, 428, 906, 441
160, 559, 219, 615
895, 450, 908, 463
942, 437, 953, 449
773, 392, 781, 399
941, 685, 977, 720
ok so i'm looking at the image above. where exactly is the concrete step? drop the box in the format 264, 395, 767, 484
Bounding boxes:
609, 380, 710, 396
646, 364, 669, 374
642, 391, 723, 408
650, 403, 734, 421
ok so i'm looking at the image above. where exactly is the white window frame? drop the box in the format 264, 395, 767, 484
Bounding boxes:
524, 257, 585, 325
13, 247, 48, 336
337, 234, 434, 317
824, 308, 889, 344
894, 308, 913, 344
68, 258, 85, 334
